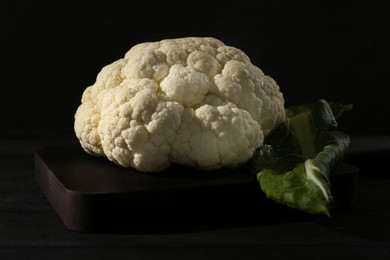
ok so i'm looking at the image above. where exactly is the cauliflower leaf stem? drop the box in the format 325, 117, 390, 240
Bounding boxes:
250, 100, 352, 216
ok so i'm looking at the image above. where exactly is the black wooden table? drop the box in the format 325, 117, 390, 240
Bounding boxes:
1, 127, 389, 259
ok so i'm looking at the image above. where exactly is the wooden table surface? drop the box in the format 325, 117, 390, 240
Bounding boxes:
1, 127, 389, 259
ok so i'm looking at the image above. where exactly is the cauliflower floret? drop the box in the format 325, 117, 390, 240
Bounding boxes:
171, 95, 262, 170
160, 64, 209, 107
74, 37, 285, 172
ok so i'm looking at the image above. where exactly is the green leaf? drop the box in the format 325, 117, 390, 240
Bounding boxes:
257, 161, 331, 216
286, 99, 338, 130
257, 131, 350, 216
251, 99, 351, 216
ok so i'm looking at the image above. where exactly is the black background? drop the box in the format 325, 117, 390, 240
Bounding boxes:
1, 0, 389, 135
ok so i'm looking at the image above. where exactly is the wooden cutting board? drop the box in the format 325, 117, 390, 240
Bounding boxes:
34, 144, 358, 233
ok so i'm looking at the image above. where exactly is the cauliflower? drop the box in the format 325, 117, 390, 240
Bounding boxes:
74, 37, 285, 172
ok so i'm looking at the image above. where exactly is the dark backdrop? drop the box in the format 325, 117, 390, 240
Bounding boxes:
1, 0, 389, 134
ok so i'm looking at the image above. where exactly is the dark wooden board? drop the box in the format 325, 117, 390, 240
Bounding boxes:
34, 144, 358, 233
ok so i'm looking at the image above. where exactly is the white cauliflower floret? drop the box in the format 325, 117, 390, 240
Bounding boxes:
74, 37, 285, 172
171, 95, 262, 170
160, 64, 209, 107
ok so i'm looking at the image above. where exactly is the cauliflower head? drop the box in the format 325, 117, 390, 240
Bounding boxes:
74, 37, 285, 172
